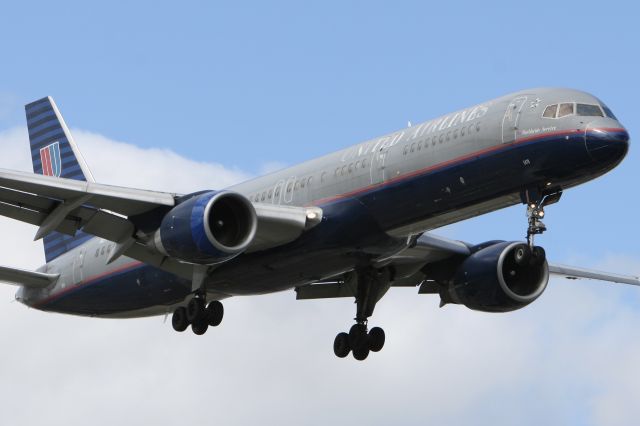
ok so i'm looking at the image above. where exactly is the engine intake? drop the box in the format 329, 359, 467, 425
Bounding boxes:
444, 241, 549, 312
155, 191, 257, 264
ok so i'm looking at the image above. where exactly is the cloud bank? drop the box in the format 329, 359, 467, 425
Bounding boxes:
0, 127, 638, 426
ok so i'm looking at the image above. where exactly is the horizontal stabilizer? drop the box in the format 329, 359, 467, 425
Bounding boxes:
0, 265, 59, 288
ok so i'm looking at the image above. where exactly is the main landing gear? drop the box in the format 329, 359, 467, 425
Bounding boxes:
171, 293, 224, 336
334, 267, 392, 361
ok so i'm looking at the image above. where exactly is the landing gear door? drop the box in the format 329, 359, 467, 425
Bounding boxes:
501, 96, 528, 143
72, 248, 85, 284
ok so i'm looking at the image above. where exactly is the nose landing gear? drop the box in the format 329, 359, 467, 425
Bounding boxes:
523, 188, 562, 248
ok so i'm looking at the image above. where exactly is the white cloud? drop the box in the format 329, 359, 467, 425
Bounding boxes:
73, 128, 252, 193
0, 126, 639, 425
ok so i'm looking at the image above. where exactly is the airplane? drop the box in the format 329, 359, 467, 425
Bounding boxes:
0, 88, 637, 361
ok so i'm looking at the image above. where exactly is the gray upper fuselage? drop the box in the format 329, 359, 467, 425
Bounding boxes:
230, 87, 624, 230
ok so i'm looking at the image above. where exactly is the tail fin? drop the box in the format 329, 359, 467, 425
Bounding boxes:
25, 97, 94, 261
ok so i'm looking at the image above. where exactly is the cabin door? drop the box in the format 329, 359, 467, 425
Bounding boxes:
501, 96, 528, 143
369, 136, 393, 184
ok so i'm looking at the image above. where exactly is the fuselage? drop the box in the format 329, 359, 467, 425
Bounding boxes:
17, 88, 630, 317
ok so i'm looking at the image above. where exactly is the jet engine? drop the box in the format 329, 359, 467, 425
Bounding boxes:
154, 191, 257, 264
437, 241, 549, 312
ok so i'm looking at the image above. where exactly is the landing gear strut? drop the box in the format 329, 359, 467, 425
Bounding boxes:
523, 188, 562, 248
171, 292, 224, 335
333, 267, 391, 361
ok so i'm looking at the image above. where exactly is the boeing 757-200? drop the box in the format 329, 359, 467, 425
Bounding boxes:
0, 88, 637, 360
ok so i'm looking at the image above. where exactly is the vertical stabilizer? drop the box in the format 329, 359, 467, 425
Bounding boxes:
25, 97, 94, 261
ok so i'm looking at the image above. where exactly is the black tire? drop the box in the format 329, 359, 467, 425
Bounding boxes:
171, 307, 189, 332
352, 344, 370, 361
513, 244, 531, 266
531, 246, 546, 266
191, 318, 209, 335
206, 301, 224, 327
348, 324, 367, 349
333, 332, 350, 358
186, 297, 205, 322
368, 327, 385, 352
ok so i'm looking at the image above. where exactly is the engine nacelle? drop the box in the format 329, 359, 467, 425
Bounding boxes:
154, 191, 257, 264
444, 241, 549, 312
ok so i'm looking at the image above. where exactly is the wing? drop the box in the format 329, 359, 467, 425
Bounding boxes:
0, 168, 322, 280
295, 233, 639, 299
548, 264, 640, 286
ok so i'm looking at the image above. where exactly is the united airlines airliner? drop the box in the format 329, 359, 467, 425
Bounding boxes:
0, 88, 636, 360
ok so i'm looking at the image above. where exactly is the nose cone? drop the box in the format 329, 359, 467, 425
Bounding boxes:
585, 121, 629, 167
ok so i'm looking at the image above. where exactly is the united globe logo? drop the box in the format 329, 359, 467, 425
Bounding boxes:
40, 141, 62, 177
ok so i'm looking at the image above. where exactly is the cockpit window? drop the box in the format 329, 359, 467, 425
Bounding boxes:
557, 103, 574, 118
543, 104, 558, 118
576, 103, 604, 117
601, 104, 617, 120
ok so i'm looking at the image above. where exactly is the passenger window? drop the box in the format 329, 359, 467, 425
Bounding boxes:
576, 104, 604, 117
361, 158, 367, 168
439, 134, 444, 143
410, 143, 415, 153
287, 182, 293, 193
453, 129, 458, 139
432, 136, 436, 146
557, 103, 574, 118
275, 187, 280, 197
268, 189, 273, 199
461, 127, 465, 136
261, 192, 266, 201
543, 104, 558, 118
308, 176, 313, 186
403, 146, 408, 155
417, 141, 422, 151
348, 163, 353, 173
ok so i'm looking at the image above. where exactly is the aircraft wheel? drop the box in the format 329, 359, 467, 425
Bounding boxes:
191, 318, 209, 335
368, 327, 385, 352
171, 307, 189, 332
348, 323, 368, 349
352, 343, 370, 361
514, 244, 531, 266
186, 297, 205, 323
206, 301, 224, 327
333, 332, 351, 358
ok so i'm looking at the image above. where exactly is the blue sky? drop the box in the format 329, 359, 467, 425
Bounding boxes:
0, 1, 639, 425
